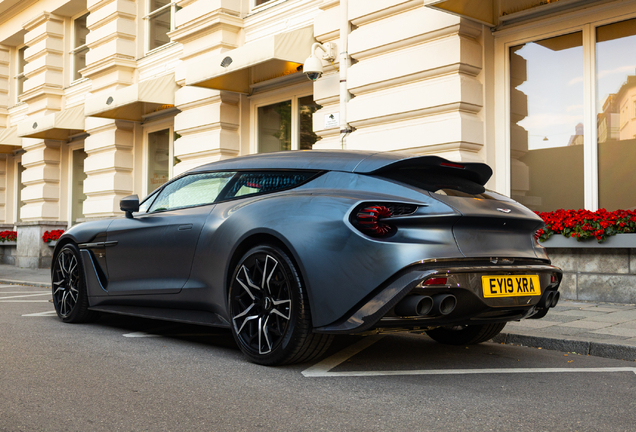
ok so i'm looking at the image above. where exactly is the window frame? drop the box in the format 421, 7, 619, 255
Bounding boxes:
249, 82, 318, 154
14, 45, 26, 105
143, 120, 175, 196
70, 11, 90, 84
493, 2, 636, 211
144, 0, 177, 54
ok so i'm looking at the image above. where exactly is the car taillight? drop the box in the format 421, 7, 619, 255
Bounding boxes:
422, 277, 447, 286
351, 202, 418, 238
356, 205, 394, 237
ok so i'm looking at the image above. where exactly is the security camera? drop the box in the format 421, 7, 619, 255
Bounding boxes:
303, 54, 324, 81
303, 42, 336, 82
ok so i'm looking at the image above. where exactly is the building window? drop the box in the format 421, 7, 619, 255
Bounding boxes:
145, 0, 177, 53
147, 128, 172, 194
502, 11, 636, 212
16, 162, 25, 222
257, 95, 321, 153
509, 32, 584, 212
596, 18, 636, 212
254, 0, 274, 6
16, 46, 26, 102
71, 149, 88, 224
71, 13, 89, 82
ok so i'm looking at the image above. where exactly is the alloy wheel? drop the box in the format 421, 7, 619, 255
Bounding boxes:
230, 252, 292, 355
52, 248, 80, 318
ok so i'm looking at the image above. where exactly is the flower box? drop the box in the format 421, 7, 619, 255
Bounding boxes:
542, 233, 636, 248
48, 240, 58, 247
0, 241, 17, 246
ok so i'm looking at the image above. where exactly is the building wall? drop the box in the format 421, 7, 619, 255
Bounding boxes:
0, 0, 634, 269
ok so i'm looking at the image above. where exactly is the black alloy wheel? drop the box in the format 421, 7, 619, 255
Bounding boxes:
52, 244, 97, 323
425, 323, 506, 346
228, 245, 332, 365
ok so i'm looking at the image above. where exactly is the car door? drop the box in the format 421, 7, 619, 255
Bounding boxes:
105, 172, 235, 295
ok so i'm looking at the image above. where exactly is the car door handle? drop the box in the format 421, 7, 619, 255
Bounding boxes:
178, 224, 193, 231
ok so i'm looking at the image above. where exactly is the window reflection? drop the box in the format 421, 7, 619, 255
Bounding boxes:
147, 129, 170, 193
509, 32, 584, 212
258, 100, 291, 153
298, 95, 320, 150
596, 18, 636, 211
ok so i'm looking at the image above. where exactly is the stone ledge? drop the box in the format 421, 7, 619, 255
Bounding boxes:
543, 233, 636, 248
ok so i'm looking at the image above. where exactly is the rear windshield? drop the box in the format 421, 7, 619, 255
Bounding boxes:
378, 167, 504, 200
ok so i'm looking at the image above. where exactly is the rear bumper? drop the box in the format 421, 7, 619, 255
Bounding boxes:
314, 259, 562, 334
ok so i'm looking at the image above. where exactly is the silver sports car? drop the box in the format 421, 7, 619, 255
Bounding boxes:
51, 150, 562, 365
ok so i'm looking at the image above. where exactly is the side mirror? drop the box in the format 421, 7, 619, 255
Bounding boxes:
120, 195, 139, 218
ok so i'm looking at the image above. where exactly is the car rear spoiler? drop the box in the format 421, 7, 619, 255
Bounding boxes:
355, 155, 493, 186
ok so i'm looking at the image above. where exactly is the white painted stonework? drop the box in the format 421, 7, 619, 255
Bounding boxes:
0, 0, 632, 268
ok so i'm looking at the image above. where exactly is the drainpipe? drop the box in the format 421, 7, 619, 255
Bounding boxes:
339, 0, 352, 150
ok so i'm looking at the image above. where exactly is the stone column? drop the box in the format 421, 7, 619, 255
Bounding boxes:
0, 156, 6, 222
81, 0, 137, 219
19, 12, 66, 222
83, 118, 134, 217
0, 45, 10, 126
170, 0, 243, 174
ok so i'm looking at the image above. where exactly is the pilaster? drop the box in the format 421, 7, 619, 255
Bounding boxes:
173, 86, 240, 176
83, 0, 137, 95
170, 0, 243, 65
21, 12, 65, 116
0, 155, 6, 222
0, 45, 10, 125
82, 117, 134, 218
19, 138, 61, 221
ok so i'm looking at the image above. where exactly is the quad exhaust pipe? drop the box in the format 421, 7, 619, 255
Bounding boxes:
394, 294, 457, 317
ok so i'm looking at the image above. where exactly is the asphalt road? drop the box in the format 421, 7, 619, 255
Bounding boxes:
2, 284, 635, 432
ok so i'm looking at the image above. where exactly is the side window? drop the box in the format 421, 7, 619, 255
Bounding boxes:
138, 189, 160, 213
224, 172, 312, 199
149, 172, 235, 212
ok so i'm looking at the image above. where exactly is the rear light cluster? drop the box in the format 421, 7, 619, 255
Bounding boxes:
352, 202, 418, 238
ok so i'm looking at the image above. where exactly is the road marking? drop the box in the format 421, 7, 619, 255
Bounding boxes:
22, 310, 57, 317
0, 300, 50, 303
0, 293, 50, 300
302, 336, 636, 378
0, 291, 49, 295
123, 332, 163, 338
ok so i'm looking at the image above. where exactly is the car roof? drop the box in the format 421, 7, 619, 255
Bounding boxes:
190, 150, 420, 174
189, 150, 493, 185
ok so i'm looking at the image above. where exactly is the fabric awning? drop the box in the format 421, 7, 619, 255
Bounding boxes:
85, 74, 179, 121
17, 105, 85, 140
186, 26, 315, 93
424, 0, 497, 27
0, 126, 20, 154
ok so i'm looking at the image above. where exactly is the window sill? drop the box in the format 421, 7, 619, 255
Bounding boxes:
541, 233, 636, 249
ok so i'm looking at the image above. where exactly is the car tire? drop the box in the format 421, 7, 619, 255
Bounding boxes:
228, 245, 333, 365
425, 323, 506, 346
52, 243, 99, 323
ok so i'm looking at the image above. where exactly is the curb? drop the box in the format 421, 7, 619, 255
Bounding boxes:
0, 279, 51, 288
493, 332, 636, 362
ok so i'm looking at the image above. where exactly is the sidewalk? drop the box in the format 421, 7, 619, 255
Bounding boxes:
2, 263, 635, 361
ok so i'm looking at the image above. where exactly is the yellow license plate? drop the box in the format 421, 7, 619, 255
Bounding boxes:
482, 275, 541, 298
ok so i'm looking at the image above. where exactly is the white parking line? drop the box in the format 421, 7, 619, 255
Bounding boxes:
123, 332, 163, 338
0, 291, 49, 295
0, 300, 50, 303
22, 310, 57, 317
0, 293, 50, 300
301, 336, 636, 378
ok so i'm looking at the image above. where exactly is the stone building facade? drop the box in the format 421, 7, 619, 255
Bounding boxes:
0, 0, 635, 270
